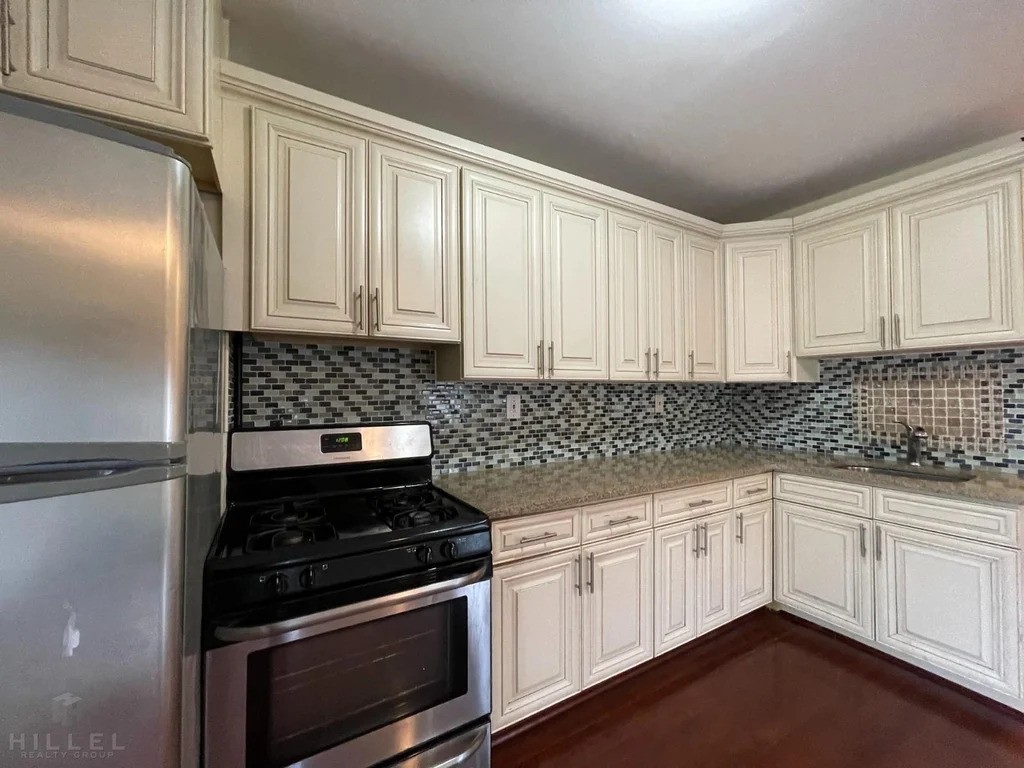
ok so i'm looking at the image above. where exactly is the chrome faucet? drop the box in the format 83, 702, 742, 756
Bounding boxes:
893, 420, 928, 467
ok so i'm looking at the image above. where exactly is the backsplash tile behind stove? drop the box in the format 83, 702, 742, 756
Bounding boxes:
235, 336, 735, 473
235, 336, 1024, 475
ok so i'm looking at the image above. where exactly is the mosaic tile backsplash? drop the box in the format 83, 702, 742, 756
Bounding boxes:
235, 336, 1024, 475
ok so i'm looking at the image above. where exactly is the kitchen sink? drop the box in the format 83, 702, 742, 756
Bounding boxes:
832, 463, 976, 483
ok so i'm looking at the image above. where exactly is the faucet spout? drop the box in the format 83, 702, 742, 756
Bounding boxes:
894, 420, 928, 467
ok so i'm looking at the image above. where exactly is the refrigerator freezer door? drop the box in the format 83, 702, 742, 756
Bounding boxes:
0, 476, 185, 768
0, 100, 191, 454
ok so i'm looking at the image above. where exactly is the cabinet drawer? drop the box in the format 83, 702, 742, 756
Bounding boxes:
493, 508, 582, 564
654, 482, 733, 526
733, 474, 772, 507
874, 489, 1019, 547
582, 496, 653, 542
774, 474, 871, 518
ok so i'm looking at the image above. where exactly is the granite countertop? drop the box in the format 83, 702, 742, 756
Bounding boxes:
434, 448, 1024, 520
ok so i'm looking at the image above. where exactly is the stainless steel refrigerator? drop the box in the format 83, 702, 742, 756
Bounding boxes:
0, 95, 225, 768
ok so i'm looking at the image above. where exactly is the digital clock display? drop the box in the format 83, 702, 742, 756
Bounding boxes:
320, 433, 363, 453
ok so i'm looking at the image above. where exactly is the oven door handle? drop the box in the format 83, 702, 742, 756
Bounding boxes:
214, 563, 489, 643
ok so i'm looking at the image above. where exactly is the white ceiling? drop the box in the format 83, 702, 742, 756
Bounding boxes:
223, 0, 1024, 222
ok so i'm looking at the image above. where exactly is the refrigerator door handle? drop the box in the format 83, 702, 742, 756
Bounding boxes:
0, 462, 185, 502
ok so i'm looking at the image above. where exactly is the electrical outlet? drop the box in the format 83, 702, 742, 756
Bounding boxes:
506, 394, 522, 420
654, 394, 665, 414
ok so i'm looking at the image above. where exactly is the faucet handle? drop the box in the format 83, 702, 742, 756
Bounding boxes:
893, 419, 927, 438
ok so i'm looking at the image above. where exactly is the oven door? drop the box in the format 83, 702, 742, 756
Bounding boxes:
204, 562, 490, 768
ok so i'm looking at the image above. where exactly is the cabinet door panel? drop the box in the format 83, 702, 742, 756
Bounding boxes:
735, 502, 773, 615
685, 233, 725, 381
609, 212, 648, 381
654, 522, 698, 655
775, 501, 873, 639
251, 109, 367, 335
875, 523, 1020, 698
697, 511, 734, 634
582, 532, 653, 688
725, 238, 791, 381
492, 550, 581, 731
891, 173, 1024, 349
5, 0, 205, 137
650, 223, 685, 380
462, 170, 544, 379
794, 210, 889, 355
545, 193, 609, 379
370, 142, 459, 341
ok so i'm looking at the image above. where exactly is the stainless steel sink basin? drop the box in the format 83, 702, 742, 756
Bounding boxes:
832, 463, 976, 483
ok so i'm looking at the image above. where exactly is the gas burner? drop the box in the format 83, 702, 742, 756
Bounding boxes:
251, 499, 326, 530
373, 488, 459, 529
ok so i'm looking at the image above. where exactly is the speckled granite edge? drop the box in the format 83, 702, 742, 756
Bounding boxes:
434, 448, 1024, 520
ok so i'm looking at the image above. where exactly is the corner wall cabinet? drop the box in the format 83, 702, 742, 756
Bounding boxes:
1, 0, 210, 140
793, 171, 1024, 356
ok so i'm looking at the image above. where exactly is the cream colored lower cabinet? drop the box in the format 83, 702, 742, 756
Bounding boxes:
774, 500, 874, 640
697, 510, 735, 634
653, 522, 699, 655
582, 531, 654, 688
874, 522, 1021, 699
734, 501, 773, 616
491, 549, 581, 731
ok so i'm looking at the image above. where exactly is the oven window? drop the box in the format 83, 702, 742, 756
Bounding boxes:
245, 597, 469, 768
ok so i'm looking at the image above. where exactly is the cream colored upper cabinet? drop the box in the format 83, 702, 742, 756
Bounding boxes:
685, 233, 726, 381
725, 237, 793, 381
251, 108, 367, 335
369, 141, 460, 342
544, 192, 609, 380
793, 210, 891, 356
649, 223, 686, 380
2, 0, 207, 139
890, 172, 1024, 350
459, 170, 544, 379
609, 212, 649, 381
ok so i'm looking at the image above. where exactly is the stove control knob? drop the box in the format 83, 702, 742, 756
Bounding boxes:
440, 540, 458, 560
299, 566, 317, 589
416, 545, 433, 564
266, 572, 288, 595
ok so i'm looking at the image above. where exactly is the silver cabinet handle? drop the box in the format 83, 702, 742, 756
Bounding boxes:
607, 514, 641, 527
893, 314, 901, 347
688, 499, 714, 508
875, 525, 882, 561
355, 286, 364, 330
645, 348, 651, 378
744, 487, 766, 496
0, 0, 10, 77
859, 524, 867, 558
692, 523, 700, 559
736, 513, 744, 543
785, 350, 792, 377
519, 531, 557, 545
373, 287, 381, 331
537, 340, 543, 378
700, 522, 708, 555
587, 552, 595, 594
574, 555, 581, 595
879, 316, 886, 347
548, 342, 554, 377
654, 349, 660, 378
688, 350, 695, 378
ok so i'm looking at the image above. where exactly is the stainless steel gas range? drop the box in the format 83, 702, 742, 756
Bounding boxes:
204, 423, 491, 768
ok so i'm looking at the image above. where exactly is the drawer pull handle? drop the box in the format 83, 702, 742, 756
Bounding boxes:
606, 514, 641, 527
744, 487, 766, 496
519, 531, 558, 545
688, 499, 714, 508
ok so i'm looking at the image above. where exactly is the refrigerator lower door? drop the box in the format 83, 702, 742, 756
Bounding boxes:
0, 96, 192, 453
0, 471, 185, 768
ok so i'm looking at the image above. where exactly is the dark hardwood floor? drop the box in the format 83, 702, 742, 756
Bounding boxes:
492, 611, 1024, 767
